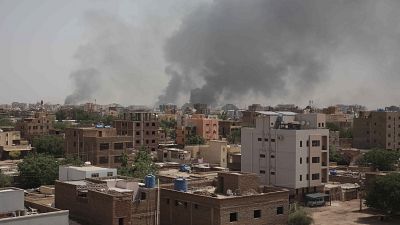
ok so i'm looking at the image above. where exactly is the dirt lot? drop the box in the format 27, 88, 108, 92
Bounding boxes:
310, 199, 400, 225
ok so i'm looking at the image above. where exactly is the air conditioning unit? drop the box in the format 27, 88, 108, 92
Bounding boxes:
277, 135, 284, 140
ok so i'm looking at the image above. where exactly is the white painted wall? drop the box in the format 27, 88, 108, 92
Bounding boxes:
0, 188, 24, 213
0, 211, 69, 225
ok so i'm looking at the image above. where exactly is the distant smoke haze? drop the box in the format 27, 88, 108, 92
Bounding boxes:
158, 0, 400, 106
63, 0, 400, 108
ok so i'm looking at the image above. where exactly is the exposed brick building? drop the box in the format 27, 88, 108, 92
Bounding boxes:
114, 111, 159, 151
15, 111, 55, 141
176, 114, 219, 145
218, 120, 242, 139
55, 177, 157, 225
160, 172, 289, 225
65, 127, 134, 168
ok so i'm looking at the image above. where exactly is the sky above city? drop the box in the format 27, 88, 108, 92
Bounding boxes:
1, 0, 400, 109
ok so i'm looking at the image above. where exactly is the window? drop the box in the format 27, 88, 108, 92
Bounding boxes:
114, 156, 122, 163
136, 131, 140, 135
300, 157, 302, 164
318, 123, 321, 127
306, 157, 309, 164
140, 192, 146, 200
312, 157, 320, 163
114, 143, 124, 150
271, 138, 276, 142
91, 173, 99, 178
322, 122, 325, 127
389, 124, 392, 128
270, 171, 275, 175
271, 155, 275, 158
107, 172, 113, 177
166, 199, 170, 205
264, 138, 268, 141
126, 142, 133, 148
118, 218, 124, 225
100, 143, 109, 150
300, 141, 303, 147
146, 131, 149, 135
152, 122, 156, 126
312, 173, 320, 180
388, 133, 392, 138
260, 170, 266, 174
260, 154, 266, 158
312, 140, 320, 147
277, 207, 284, 215
136, 140, 140, 144
152, 140, 155, 143
194, 204, 199, 209
152, 131, 156, 135
306, 174, 309, 180
306, 140, 309, 147
300, 175, 302, 181
146, 123, 149, 127
258, 138, 262, 141
136, 123, 140, 127
230, 212, 238, 222
99, 157, 108, 164
146, 140, 149, 144
254, 210, 261, 218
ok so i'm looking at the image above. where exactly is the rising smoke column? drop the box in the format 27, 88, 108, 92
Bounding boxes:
159, 0, 400, 105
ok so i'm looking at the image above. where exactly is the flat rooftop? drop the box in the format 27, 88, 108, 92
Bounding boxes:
62, 166, 115, 172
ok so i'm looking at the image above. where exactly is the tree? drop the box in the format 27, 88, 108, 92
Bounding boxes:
329, 145, 350, 165
358, 149, 400, 171
186, 135, 205, 145
160, 119, 177, 141
0, 171, 11, 188
0, 118, 14, 127
32, 135, 64, 157
18, 154, 59, 188
53, 121, 71, 131
227, 129, 241, 144
366, 173, 400, 215
60, 156, 84, 166
8, 151, 21, 160
288, 207, 314, 225
132, 147, 158, 179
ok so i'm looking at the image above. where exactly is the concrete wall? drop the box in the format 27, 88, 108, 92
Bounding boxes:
0, 211, 69, 225
0, 188, 24, 213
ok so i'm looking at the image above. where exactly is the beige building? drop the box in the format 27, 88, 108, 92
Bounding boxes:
177, 114, 219, 145
241, 112, 329, 199
0, 130, 32, 160
185, 140, 240, 168
15, 111, 55, 141
353, 111, 400, 150
157, 148, 191, 164
64, 127, 134, 168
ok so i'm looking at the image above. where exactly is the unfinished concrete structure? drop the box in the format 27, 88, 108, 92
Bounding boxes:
15, 111, 55, 141
241, 112, 329, 199
65, 127, 134, 168
160, 172, 289, 225
114, 111, 159, 151
353, 111, 400, 150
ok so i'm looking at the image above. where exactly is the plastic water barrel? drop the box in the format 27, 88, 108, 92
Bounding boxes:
145, 174, 156, 188
174, 178, 188, 192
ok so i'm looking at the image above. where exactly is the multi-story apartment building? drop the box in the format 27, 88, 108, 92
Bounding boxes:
0, 130, 32, 160
241, 112, 329, 199
218, 120, 242, 139
193, 103, 210, 115
353, 111, 400, 150
15, 111, 55, 141
113, 111, 159, 151
64, 127, 134, 168
160, 172, 289, 225
176, 114, 219, 145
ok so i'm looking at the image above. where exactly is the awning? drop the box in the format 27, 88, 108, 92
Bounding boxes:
305, 193, 329, 199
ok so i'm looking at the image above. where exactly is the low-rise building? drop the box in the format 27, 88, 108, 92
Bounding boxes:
55, 176, 157, 225
0, 130, 32, 160
0, 187, 69, 225
64, 127, 134, 168
157, 148, 191, 164
160, 172, 289, 225
58, 165, 117, 181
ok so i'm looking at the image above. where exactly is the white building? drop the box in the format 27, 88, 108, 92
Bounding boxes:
241, 112, 329, 197
58, 165, 117, 181
0, 187, 69, 225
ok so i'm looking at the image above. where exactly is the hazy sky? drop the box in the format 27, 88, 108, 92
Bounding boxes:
1, 0, 400, 109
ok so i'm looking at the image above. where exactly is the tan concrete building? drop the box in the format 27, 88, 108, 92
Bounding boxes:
64, 127, 134, 168
160, 172, 289, 225
241, 112, 329, 199
0, 130, 32, 160
15, 111, 55, 141
218, 120, 242, 139
353, 111, 400, 150
113, 111, 159, 151
176, 114, 219, 145
55, 177, 157, 225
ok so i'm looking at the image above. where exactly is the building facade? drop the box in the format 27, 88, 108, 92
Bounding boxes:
160, 172, 289, 225
15, 111, 55, 141
114, 111, 159, 151
0, 130, 32, 160
241, 112, 329, 198
353, 111, 400, 150
64, 127, 134, 168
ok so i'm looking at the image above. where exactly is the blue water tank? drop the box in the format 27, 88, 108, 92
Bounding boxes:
144, 174, 156, 188
179, 164, 191, 172
174, 178, 188, 192
329, 169, 337, 176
